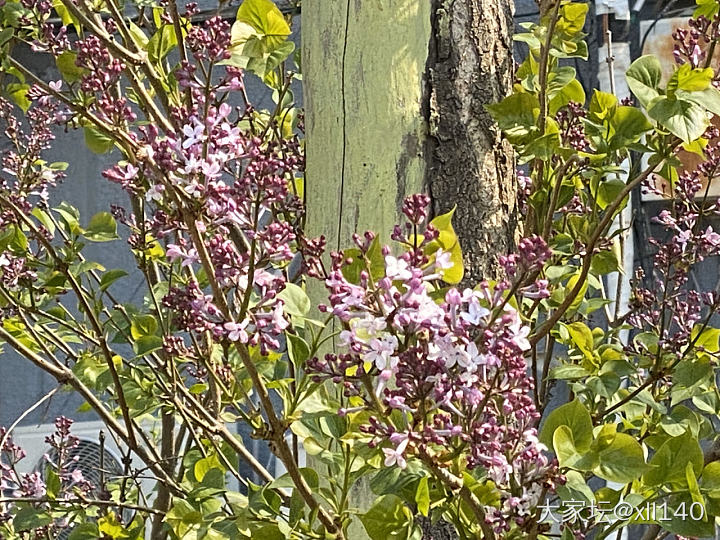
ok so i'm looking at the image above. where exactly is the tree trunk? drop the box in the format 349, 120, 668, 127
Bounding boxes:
303, 0, 517, 537
426, 0, 518, 283
303, 0, 517, 281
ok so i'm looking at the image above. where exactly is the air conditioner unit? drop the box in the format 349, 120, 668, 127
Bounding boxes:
7, 418, 288, 536
8, 420, 153, 538
10, 418, 255, 494
12, 420, 152, 491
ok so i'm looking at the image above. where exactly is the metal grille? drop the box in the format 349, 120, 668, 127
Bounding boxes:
37, 439, 126, 539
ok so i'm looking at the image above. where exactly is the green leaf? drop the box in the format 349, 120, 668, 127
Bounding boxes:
287, 333, 310, 367
415, 477, 430, 517
7, 225, 27, 252
609, 106, 652, 148
523, 130, 561, 161
549, 364, 591, 380
589, 90, 618, 121
84, 212, 118, 242
540, 398, 593, 451
68, 524, 101, 540
462, 472, 501, 506
626, 55, 662, 108
277, 282, 310, 317
643, 431, 703, 487
194, 454, 224, 482
97, 511, 128, 539
263, 40, 295, 78
557, 2, 588, 35
147, 24, 177, 62
547, 66, 577, 100
226, 0, 293, 76
672, 357, 713, 405
678, 86, 720, 116
84, 126, 114, 154
270, 468, 319, 490
485, 92, 539, 141
13, 507, 53, 530
701, 461, 720, 492
564, 272, 588, 313
668, 63, 713, 94
189, 383, 208, 394
127, 21, 149, 49
52, 0, 80, 27
0, 28, 13, 47
6, 83, 30, 113
56, 51, 86, 83
45, 465, 61, 498
427, 206, 464, 284
100, 269, 128, 292
360, 494, 416, 540
590, 243, 622, 275
593, 432, 647, 484
552, 426, 598, 471
166, 499, 203, 535
130, 314, 158, 339
648, 97, 709, 144
556, 470, 595, 504
564, 321, 594, 359
54, 202, 81, 235
696, 0, 720, 17
691, 324, 720, 354
32, 208, 56, 236
236, 0, 290, 49
369, 463, 427, 501
133, 335, 163, 356
663, 493, 715, 537
549, 79, 586, 116
72, 353, 109, 390
687, 461, 704, 504
596, 178, 626, 210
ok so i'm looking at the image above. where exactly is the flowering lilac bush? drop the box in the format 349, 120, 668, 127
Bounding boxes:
307, 197, 557, 536
2, 0, 720, 539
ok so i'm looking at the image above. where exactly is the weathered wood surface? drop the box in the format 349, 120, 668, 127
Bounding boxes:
304, 0, 517, 282
303, 0, 432, 252
303, 5, 432, 536
302, 1, 516, 538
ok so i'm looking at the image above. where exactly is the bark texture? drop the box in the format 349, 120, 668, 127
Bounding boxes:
303, 1, 518, 538
426, 0, 519, 284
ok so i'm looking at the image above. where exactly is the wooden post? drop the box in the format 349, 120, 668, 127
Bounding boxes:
302, 1, 432, 251
303, 0, 518, 284
302, 5, 432, 536
302, 1, 516, 537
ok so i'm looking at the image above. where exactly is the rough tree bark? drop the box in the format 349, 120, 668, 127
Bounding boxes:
426, 0, 519, 283
303, 0, 517, 283
303, 0, 517, 537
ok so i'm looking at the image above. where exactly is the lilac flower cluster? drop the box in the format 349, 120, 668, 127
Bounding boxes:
0, 93, 66, 293
517, 169, 533, 215
186, 16, 232, 62
140, 104, 303, 353
42, 417, 93, 495
67, 15, 306, 358
673, 16, 720, 69
631, 144, 720, 361
556, 101, 588, 151
1, 417, 92, 534
308, 196, 557, 532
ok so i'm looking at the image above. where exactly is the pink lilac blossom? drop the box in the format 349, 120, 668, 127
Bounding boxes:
1, 418, 93, 533
631, 135, 720, 365
308, 195, 558, 532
